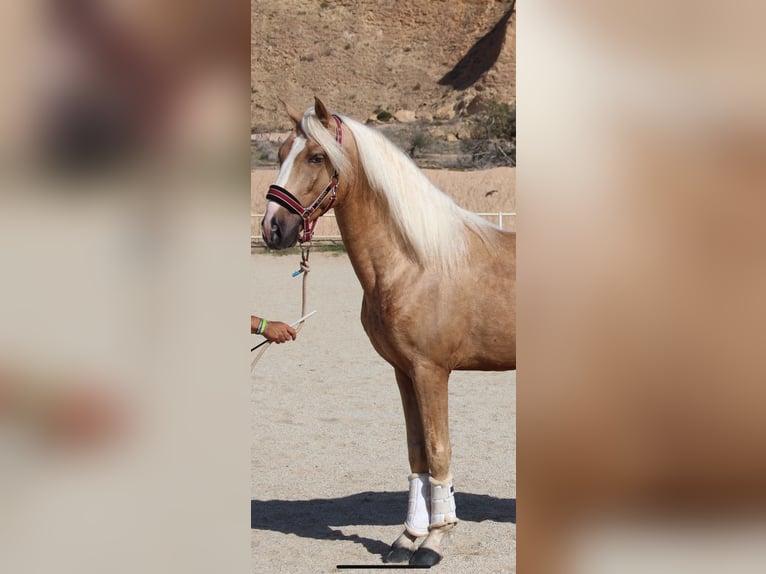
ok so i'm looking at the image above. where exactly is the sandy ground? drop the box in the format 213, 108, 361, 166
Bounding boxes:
251, 251, 516, 573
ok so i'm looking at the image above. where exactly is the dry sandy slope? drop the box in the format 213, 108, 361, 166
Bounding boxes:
251, 252, 515, 573
251, 0, 516, 130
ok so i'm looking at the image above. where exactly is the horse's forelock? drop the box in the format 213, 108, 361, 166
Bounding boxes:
300, 107, 350, 175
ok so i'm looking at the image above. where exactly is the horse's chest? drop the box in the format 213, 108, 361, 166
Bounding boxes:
360, 294, 388, 339
360, 294, 408, 366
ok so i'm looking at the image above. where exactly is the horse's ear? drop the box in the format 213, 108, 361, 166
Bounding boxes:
314, 97, 332, 128
279, 98, 303, 127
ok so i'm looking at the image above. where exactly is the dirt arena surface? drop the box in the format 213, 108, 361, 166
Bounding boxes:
251, 251, 516, 573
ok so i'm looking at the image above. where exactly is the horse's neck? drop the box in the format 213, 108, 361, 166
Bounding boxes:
333, 180, 413, 294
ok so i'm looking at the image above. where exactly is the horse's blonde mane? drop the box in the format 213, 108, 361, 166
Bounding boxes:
302, 108, 497, 270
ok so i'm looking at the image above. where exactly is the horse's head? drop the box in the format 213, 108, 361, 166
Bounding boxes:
261, 97, 347, 249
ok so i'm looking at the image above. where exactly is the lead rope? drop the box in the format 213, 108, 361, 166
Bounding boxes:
297, 244, 311, 335
250, 244, 312, 372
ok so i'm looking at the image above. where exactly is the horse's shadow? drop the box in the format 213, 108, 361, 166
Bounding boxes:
251, 491, 516, 558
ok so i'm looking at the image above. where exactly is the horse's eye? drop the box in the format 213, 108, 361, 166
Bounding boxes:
309, 154, 324, 164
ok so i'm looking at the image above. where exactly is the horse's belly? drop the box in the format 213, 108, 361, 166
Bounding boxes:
361, 296, 516, 373
455, 353, 516, 371
451, 324, 516, 370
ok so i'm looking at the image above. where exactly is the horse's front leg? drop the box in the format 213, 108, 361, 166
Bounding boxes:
385, 368, 429, 564
410, 363, 457, 567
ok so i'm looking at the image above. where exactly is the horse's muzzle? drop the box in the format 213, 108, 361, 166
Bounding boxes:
261, 213, 301, 250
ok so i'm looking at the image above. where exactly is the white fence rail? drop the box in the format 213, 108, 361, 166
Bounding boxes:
251, 211, 516, 244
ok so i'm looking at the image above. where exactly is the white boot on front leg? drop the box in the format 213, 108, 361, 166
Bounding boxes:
409, 475, 458, 567
385, 473, 431, 563
404, 472, 431, 537
429, 474, 458, 528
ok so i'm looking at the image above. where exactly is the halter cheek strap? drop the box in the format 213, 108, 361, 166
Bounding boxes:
266, 114, 343, 243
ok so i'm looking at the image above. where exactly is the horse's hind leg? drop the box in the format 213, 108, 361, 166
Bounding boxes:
384, 368, 429, 564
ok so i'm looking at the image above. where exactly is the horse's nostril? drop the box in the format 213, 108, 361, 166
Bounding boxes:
270, 217, 281, 242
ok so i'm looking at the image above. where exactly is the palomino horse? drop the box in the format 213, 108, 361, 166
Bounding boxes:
261, 98, 516, 566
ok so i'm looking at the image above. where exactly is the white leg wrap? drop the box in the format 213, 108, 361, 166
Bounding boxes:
429, 475, 458, 528
404, 473, 431, 537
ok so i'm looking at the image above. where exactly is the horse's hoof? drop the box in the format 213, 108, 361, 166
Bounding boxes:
384, 545, 414, 563
410, 547, 442, 567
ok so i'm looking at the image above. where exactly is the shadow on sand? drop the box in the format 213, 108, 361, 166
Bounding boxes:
251, 491, 515, 558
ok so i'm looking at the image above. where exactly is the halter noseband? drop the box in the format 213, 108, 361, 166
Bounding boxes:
266, 114, 343, 243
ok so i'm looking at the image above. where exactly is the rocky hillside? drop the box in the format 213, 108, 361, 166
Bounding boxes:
251, 0, 516, 132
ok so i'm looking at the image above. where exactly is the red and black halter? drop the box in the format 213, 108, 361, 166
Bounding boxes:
266, 114, 343, 243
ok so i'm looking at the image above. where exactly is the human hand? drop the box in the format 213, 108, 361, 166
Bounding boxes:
263, 321, 297, 344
